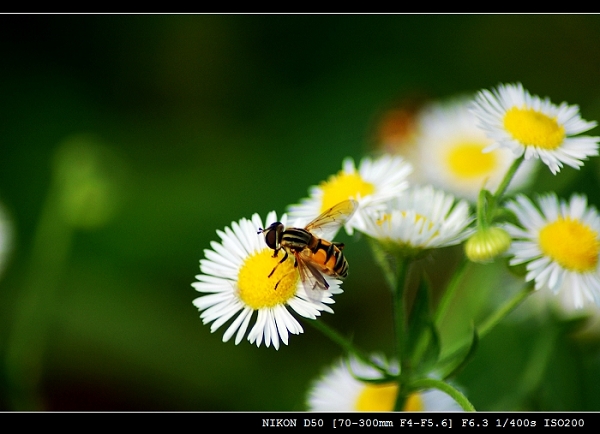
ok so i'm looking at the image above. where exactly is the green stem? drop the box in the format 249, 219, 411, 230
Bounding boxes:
493, 155, 524, 201
476, 186, 490, 231
393, 257, 411, 411
393, 258, 410, 372
411, 377, 476, 411
434, 256, 469, 325
307, 319, 386, 375
440, 283, 535, 367
367, 239, 412, 376
4, 188, 73, 410
367, 237, 396, 290
478, 283, 534, 339
475, 156, 524, 235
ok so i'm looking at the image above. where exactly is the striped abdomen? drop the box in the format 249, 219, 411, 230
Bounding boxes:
284, 230, 348, 279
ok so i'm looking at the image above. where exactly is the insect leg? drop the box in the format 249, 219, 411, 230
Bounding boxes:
273, 251, 302, 290
268, 249, 289, 278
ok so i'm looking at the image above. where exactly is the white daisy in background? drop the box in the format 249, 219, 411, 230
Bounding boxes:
0, 201, 13, 279
506, 193, 600, 309
471, 83, 599, 175
357, 185, 473, 257
287, 155, 412, 235
192, 211, 343, 350
306, 355, 463, 411
411, 97, 536, 202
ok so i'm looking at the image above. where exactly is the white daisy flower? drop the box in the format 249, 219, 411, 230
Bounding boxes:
471, 83, 599, 175
411, 97, 536, 201
357, 185, 473, 256
192, 211, 343, 350
307, 355, 463, 412
0, 201, 12, 279
287, 155, 412, 235
506, 193, 600, 309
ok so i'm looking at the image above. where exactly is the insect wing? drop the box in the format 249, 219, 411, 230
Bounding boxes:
294, 251, 330, 299
304, 199, 358, 240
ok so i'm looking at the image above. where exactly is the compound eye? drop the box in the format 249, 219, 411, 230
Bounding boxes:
263, 222, 282, 249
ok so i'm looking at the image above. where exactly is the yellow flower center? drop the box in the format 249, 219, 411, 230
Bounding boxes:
403, 393, 425, 412
319, 171, 374, 213
538, 217, 599, 272
503, 107, 565, 149
446, 141, 497, 178
355, 383, 423, 411
237, 249, 299, 309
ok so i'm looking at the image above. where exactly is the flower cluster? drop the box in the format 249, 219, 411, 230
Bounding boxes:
192, 82, 600, 411
393, 96, 536, 202
469, 84, 600, 309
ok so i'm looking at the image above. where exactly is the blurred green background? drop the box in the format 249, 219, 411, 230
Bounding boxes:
2, 14, 600, 411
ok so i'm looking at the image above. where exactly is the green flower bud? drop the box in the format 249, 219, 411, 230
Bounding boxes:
464, 226, 511, 263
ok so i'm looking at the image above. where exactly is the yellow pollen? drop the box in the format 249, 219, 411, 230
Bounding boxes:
355, 383, 423, 411
377, 212, 436, 234
319, 171, 374, 213
446, 141, 497, 178
503, 107, 565, 149
538, 218, 599, 272
376, 213, 393, 226
237, 249, 299, 309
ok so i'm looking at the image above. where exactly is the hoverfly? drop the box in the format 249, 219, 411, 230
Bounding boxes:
257, 199, 358, 293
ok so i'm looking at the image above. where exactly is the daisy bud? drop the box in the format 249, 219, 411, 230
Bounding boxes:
464, 226, 511, 263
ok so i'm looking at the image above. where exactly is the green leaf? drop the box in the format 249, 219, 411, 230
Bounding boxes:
406, 274, 440, 374
441, 326, 479, 380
